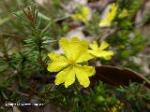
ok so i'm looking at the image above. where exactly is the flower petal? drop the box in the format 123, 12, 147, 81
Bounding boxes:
59, 37, 89, 61
92, 50, 114, 60
101, 51, 114, 60
64, 68, 76, 88
55, 66, 75, 88
99, 41, 109, 50
75, 64, 95, 88
89, 41, 98, 50
76, 52, 93, 63
47, 53, 69, 72
55, 70, 66, 85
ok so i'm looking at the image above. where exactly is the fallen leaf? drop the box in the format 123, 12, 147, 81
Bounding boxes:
92, 65, 150, 88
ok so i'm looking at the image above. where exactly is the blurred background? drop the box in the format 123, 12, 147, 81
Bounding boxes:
0, 0, 150, 112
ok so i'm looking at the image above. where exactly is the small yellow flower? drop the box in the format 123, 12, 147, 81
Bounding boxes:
71, 5, 91, 23
47, 37, 95, 88
109, 101, 124, 112
119, 9, 129, 18
89, 41, 114, 60
99, 3, 118, 27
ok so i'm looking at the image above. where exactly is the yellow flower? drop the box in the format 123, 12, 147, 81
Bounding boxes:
119, 9, 129, 18
109, 101, 124, 112
89, 41, 114, 60
71, 5, 91, 23
99, 3, 118, 27
47, 37, 95, 88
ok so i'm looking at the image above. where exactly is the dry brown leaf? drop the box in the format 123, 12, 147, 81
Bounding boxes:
92, 65, 150, 88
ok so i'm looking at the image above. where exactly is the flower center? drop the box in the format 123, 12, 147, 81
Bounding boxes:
68, 60, 76, 65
